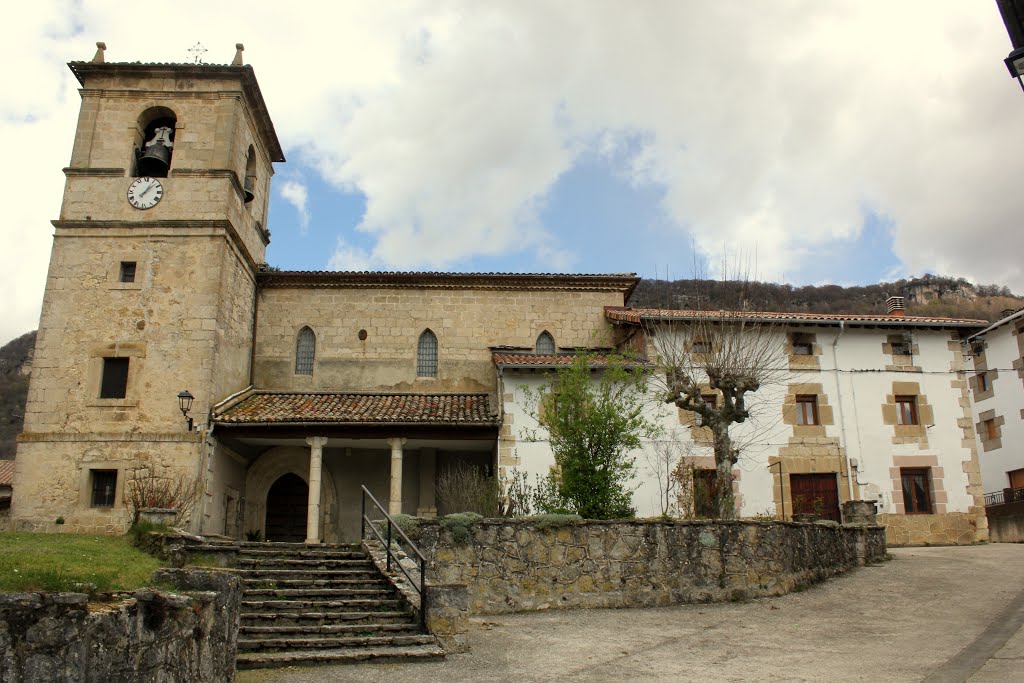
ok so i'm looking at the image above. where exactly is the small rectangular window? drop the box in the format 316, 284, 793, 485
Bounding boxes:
792, 334, 813, 356
692, 340, 712, 354
694, 394, 717, 426
891, 338, 912, 356
99, 357, 129, 399
796, 395, 819, 425
900, 468, 932, 514
119, 261, 137, 283
91, 470, 117, 507
978, 372, 990, 392
895, 395, 918, 425
984, 418, 998, 441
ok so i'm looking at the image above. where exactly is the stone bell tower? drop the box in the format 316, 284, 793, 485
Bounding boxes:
11, 44, 285, 533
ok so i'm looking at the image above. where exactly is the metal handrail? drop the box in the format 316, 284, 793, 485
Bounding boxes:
360, 485, 427, 630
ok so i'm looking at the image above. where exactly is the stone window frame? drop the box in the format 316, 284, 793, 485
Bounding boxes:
78, 462, 124, 511
888, 455, 946, 515
107, 251, 145, 290
294, 325, 316, 376
86, 343, 144, 408
975, 408, 1005, 452
881, 382, 934, 446
782, 383, 834, 438
788, 331, 822, 370
969, 342, 997, 402
883, 333, 922, 372
1011, 323, 1024, 388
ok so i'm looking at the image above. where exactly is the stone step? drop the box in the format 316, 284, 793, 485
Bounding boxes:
235, 643, 445, 670
240, 623, 420, 638
237, 548, 366, 560
237, 558, 376, 569
237, 542, 363, 550
238, 633, 439, 652
242, 588, 394, 599
237, 567, 381, 579
240, 610, 415, 626
242, 577, 388, 589
241, 598, 404, 612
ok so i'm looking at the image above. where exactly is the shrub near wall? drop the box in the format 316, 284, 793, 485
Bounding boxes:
414, 519, 886, 614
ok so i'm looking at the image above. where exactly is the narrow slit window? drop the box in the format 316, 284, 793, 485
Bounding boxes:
99, 357, 129, 399
295, 326, 315, 375
692, 339, 712, 354
417, 329, 438, 378
536, 331, 555, 355
891, 337, 912, 356
978, 372, 990, 392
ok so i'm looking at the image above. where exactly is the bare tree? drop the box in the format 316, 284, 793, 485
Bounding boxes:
643, 434, 691, 517
639, 277, 790, 519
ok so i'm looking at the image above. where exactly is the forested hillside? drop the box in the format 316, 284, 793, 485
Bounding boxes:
0, 331, 34, 459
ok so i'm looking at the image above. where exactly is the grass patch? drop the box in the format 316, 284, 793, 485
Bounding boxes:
0, 532, 162, 595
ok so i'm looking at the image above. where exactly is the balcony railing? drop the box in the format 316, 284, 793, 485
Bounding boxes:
984, 487, 1024, 507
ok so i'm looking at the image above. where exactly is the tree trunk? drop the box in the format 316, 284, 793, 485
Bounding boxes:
711, 421, 737, 519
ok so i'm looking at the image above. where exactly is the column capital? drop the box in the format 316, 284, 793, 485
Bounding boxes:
306, 436, 329, 448
386, 437, 407, 449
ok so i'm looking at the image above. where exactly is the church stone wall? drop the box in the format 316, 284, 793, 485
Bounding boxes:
253, 288, 619, 393
11, 437, 201, 534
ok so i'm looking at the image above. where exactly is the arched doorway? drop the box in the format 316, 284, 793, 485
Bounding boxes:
265, 473, 308, 542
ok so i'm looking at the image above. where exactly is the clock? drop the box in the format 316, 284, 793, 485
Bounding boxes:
127, 177, 164, 210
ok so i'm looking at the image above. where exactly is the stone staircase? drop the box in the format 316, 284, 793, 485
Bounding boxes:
225, 542, 444, 670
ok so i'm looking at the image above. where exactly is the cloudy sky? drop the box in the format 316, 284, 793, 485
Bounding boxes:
2, 1, 1023, 343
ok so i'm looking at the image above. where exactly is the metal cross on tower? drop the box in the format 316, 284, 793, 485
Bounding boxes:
187, 42, 208, 64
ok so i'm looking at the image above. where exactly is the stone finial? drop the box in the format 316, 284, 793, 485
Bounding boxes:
92, 42, 106, 63
232, 43, 244, 66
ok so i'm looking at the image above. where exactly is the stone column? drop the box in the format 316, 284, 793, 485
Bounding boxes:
387, 437, 407, 515
417, 448, 438, 517
305, 436, 328, 544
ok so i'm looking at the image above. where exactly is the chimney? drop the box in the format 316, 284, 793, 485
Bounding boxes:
886, 296, 906, 317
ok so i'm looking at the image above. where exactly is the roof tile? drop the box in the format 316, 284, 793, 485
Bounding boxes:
606, 306, 987, 327
213, 392, 498, 426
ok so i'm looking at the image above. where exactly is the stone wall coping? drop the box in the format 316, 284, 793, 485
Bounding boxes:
413, 517, 884, 530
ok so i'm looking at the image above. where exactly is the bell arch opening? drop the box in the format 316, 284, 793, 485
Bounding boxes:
133, 106, 176, 178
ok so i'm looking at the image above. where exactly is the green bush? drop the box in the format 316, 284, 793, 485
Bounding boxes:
526, 513, 583, 529
391, 514, 421, 539
440, 512, 483, 544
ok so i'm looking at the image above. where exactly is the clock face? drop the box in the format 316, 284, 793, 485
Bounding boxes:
127, 177, 164, 210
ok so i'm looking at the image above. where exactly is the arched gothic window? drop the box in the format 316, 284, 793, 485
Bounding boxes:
536, 331, 555, 354
295, 326, 315, 375
417, 329, 438, 378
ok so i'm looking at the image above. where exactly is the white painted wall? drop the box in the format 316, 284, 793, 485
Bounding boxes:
501, 323, 976, 520
970, 319, 1024, 494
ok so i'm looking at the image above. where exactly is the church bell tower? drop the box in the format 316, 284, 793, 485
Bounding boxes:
11, 43, 285, 533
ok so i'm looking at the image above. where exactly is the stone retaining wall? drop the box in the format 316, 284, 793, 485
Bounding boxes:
986, 500, 1024, 543
0, 569, 241, 683
413, 519, 886, 614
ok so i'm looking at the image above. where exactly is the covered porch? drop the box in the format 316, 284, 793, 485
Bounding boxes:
209, 391, 501, 543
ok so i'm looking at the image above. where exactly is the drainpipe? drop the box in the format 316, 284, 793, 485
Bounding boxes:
831, 321, 856, 510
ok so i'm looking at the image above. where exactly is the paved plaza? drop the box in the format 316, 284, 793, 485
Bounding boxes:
237, 544, 1024, 682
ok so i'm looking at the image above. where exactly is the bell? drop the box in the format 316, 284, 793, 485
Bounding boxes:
137, 144, 171, 177
243, 175, 256, 203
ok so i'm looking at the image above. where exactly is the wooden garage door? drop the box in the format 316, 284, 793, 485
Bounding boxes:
790, 473, 841, 522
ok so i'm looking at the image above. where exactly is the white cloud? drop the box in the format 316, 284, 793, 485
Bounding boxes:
326, 238, 378, 272
277, 179, 310, 232
3, 1, 1024, 343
